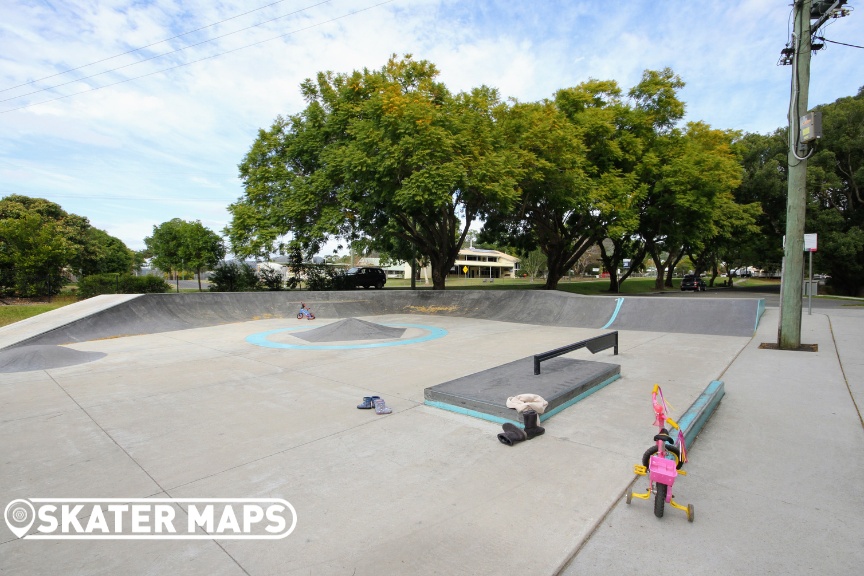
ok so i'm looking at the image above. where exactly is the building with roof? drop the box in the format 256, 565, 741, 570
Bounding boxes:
449, 247, 520, 279
348, 247, 520, 281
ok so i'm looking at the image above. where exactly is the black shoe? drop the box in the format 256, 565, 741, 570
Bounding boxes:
497, 423, 527, 446
522, 409, 546, 439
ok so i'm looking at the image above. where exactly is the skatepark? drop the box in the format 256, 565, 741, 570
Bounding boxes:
1, 290, 862, 575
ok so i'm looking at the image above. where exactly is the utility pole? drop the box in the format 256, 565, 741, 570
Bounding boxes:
776, 0, 849, 349
777, 0, 811, 349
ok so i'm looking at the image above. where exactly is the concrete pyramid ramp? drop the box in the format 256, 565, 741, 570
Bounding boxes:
294, 318, 406, 342
0, 345, 106, 373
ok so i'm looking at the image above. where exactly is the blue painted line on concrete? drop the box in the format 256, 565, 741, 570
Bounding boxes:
246, 323, 447, 350
601, 297, 625, 329
675, 379, 725, 446
539, 373, 622, 422
423, 400, 523, 427
425, 373, 622, 427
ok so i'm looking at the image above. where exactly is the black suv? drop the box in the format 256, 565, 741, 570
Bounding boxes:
680, 274, 707, 292
342, 267, 387, 289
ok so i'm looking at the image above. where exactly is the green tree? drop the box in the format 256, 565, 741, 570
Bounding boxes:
806, 87, 864, 295
74, 228, 134, 276
482, 98, 595, 290
132, 249, 149, 274
519, 249, 547, 282
0, 213, 72, 296
732, 130, 788, 273
228, 55, 520, 289
621, 68, 690, 290
0, 194, 134, 296
145, 219, 225, 291
735, 87, 864, 295
145, 219, 185, 284
182, 221, 226, 291
207, 261, 259, 292
653, 122, 746, 283
554, 79, 646, 293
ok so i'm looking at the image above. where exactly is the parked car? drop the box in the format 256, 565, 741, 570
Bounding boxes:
342, 267, 387, 289
680, 274, 707, 292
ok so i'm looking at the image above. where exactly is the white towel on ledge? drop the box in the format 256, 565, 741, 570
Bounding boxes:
505, 394, 548, 414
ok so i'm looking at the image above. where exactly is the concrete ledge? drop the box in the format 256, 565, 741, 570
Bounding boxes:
424, 357, 621, 426
675, 379, 725, 447
424, 374, 622, 427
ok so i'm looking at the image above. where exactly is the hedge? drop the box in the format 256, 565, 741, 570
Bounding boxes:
77, 274, 171, 299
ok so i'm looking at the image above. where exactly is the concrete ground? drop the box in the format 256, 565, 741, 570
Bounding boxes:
1, 293, 862, 575
560, 305, 864, 575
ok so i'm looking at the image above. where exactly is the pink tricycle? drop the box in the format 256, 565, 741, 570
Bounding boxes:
626, 384, 694, 522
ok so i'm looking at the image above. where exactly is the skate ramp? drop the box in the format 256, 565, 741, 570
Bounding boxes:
604, 296, 763, 337
293, 318, 406, 342
0, 290, 765, 350
0, 344, 106, 373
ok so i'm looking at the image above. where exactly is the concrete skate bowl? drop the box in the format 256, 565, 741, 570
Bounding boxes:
0, 290, 765, 351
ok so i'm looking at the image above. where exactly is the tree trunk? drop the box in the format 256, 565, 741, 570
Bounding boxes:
429, 253, 449, 290
542, 236, 595, 291
650, 252, 666, 290
653, 268, 665, 290
599, 248, 620, 293
666, 249, 684, 287
664, 265, 675, 288
543, 275, 560, 290
649, 244, 669, 290
197, 267, 203, 291
543, 249, 566, 290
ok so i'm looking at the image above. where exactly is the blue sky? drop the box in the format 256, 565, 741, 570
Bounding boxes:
1, 0, 861, 252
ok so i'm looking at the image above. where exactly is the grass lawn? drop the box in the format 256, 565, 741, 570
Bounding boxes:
0, 295, 79, 328
384, 276, 675, 294
734, 277, 781, 288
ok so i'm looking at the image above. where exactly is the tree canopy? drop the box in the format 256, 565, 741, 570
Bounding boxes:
0, 195, 133, 297
144, 219, 225, 291
227, 55, 864, 295
228, 55, 520, 289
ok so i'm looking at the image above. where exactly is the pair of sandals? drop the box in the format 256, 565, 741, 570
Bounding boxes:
357, 395, 392, 414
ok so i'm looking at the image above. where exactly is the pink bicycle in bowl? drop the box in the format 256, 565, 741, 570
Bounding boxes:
626, 384, 694, 522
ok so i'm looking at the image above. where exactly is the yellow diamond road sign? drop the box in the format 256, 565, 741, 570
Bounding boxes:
462, 266, 468, 273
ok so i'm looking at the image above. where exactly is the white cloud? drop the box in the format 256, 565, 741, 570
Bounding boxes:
1, 0, 862, 255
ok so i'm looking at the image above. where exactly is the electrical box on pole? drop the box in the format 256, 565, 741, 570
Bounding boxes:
800, 111, 822, 143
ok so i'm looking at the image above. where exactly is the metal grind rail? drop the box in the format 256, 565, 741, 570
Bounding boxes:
533, 331, 618, 375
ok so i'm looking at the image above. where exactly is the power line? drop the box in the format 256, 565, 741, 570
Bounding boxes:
0, 0, 395, 115
21, 194, 233, 201
816, 36, 864, 48
0, 156, 237, 176
0, 0, 333, 104
0, 0, 300, 94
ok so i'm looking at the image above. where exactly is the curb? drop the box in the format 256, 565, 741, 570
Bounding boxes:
675, 379, 725, 447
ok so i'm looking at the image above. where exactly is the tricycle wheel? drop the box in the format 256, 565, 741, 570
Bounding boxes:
654, 483, 666, 518
642, 444, 682, 470
296, 313, 303, 319
687, 504, 694, 523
